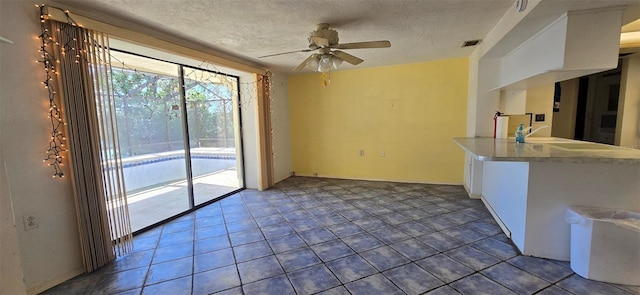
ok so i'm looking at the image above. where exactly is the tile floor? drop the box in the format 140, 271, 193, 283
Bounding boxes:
41, 177, 640, 295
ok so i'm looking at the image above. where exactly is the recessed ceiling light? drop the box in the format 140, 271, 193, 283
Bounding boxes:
462, 39, 482, 47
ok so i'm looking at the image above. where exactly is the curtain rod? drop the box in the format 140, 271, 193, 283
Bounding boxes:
45, 6, 267, 75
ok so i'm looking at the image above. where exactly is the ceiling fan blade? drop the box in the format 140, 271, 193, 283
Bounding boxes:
258, 48, 314, 58
294, 54, 319, 71
334, 40, 391, 50
310, 36, 330, 48
332, 50, 363, 65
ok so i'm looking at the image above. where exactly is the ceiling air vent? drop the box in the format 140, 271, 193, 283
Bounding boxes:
462, 39, 482, 47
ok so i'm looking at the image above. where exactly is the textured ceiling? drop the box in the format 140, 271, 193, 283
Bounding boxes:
53, 0, 639, 74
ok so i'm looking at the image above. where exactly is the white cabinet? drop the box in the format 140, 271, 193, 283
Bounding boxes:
463, 151, 483, 199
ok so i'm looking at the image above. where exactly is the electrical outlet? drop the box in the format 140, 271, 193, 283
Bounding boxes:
380, 150, 385, 157
359, 149, 365, 157
23, 213, 39, 231
535, 114, 545, 122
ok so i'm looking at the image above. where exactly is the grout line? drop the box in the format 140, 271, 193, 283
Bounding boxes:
190, 212, 196, 295
137, 223, 164, 294
54, 178, 626, 295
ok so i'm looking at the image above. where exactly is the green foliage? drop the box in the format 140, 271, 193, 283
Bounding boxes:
110, 67, 236, 157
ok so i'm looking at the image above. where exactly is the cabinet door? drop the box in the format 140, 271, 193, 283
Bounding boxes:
464, 152, 483, 199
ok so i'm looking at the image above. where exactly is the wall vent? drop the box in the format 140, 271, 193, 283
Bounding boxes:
462, 39, 482, 47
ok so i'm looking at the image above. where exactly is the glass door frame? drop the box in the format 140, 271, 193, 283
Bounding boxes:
181, 64, 246, 207
110, 48, 246, 235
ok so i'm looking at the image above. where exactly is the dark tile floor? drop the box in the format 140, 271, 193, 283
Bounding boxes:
41, 177, 640, 295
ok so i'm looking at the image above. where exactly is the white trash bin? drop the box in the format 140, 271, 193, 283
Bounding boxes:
565, 207, 640, 286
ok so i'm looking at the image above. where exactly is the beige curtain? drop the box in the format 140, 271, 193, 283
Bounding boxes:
256, 74, 275, 189
50, 20, 132, 272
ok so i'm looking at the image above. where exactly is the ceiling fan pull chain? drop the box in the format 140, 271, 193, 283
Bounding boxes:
322, 72, 330, 87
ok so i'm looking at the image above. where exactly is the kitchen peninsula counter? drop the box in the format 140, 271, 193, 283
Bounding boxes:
454, 137, 640, 164
454, 137, 640, 261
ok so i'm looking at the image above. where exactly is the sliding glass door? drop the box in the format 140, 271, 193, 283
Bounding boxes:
183, 67, 243, 205
110, 51, 244, 231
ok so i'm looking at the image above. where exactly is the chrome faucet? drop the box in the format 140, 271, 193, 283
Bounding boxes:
524, 125, 549, 137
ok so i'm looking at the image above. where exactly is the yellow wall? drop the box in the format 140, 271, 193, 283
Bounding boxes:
288, 57, 469, 184
551, 79, 579, 139
616, 53, 640, 148
525, 84, 554, 137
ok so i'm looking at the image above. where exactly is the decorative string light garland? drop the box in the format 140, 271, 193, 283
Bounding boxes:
37, 4, 81, 178
194, 61, 274, 109
36, 4, 275, 178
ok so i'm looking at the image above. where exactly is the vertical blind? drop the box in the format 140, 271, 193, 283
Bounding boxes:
50, 20, 132, 272
44, 5, 276, 271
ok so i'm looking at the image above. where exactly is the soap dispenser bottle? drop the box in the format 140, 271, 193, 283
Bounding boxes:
515, 124, 526, 143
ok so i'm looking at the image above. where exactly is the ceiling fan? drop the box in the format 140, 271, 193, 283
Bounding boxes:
259, 23, 391, 72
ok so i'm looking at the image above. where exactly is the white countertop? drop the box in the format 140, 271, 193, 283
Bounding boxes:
454, 137, 640, 164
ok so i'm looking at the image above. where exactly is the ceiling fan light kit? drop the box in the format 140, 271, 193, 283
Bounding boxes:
260, 23, 391, 86
319, 54, 336, 72
306, 53, 343, 73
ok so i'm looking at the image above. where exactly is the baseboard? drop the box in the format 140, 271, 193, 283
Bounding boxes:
27, 267, 84, 295
462, 183, 481, 199
480, 195, 511, 239
291, 173, 463, 186
274, 175, 291, 185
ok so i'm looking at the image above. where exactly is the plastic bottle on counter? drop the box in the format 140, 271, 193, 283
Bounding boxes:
515, 124, 526, 143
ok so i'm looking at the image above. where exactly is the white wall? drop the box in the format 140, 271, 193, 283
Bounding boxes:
239, 73, 259, 189
471, 58, 502, 137
616, 53, 640, 148
238, 72, 290, 188
0, 1, 84, 293
500, 90, 527, 114
0, 150, 27, 294
0, 5, 27, 294
269, 72, 292, 183
466, 0, 543, 137
466, 49, 480, 137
